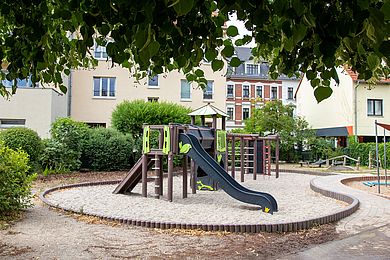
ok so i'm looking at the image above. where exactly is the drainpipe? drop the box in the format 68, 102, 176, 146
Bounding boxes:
354, 81, 360, 142
67, 70, 72, 117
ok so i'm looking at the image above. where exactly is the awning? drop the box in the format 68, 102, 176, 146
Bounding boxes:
188, 103, 228, 118
315, 126, 350, 137
376, 122, 390, 131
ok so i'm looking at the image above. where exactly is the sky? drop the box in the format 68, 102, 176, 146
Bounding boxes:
225, 13, 256, 48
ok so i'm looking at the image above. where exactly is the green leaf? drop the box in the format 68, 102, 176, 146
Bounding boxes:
172, 0, 194, 16
379, 40, 390, 58
195, 69, 204, 77
226, 26, 239, 37
59, 85, 68, 94
229, 57, 241, 67
205, 49, 217, 61
381, 1, 390, 20
135, 26, 148, 49
221, 45, 234, 58
306, 70, 316, 80
367, 53, 380, 70
99, 24, 110, 36
293, 23, 307, 43
314, 86, 333, 103
147, 41, 160, 57
211, 59, 224, 71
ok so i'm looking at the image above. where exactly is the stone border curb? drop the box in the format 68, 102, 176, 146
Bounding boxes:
40, 176, 359, 233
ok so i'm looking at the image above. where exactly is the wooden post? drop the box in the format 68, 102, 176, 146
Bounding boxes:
159, 155, 163, 195
357, 157, 360, 170
201, 115, 205, 126
231, 136, 235, 178
154, 154, 160, 199
240, 137, 244, 182
142, 155, 148, 197
183, 156, 188, 198
254, 139, 257, 180
262, 141, 266, 175
191, 159, 196, 194
212, 115, 217, 129
168, 152, 174, 201
191, 116, 195, 125
268, 140, 271, 176
222, 117, 226, 130
225, 137, 229, 172
275, 136, 280, 178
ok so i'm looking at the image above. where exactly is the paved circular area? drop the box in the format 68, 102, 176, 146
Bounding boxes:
44, 173, 349, 226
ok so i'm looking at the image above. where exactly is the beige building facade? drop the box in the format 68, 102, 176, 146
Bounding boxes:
296, 67, 390, 143
70, 58, 227, 127
0, 87, 68, 138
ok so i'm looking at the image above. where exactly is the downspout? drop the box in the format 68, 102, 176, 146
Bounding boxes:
67, 70, 72, 117
354, 80, 360, 142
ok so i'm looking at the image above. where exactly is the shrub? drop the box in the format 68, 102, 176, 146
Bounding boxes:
40, 139, 81, 174
82, 128, 136, 171
111, 100, 191, 137
51, 117, 89, 152
0, 141, 35, 216
0, 127, 42, 166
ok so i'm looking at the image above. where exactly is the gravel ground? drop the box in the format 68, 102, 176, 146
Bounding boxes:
46, 172, 347, 225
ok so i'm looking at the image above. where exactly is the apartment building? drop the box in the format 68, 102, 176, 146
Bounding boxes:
70, 45, 227, 127
296, 67, 390, 145
0, 78, 68, 138
226, 47, 299, 130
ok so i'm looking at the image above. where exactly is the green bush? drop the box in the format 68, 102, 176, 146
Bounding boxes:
51, 117, 89, 152
0, 127, 42, 166
40, 139, 81, 174
345, 142, 378, 166
82, 128, 136, 171
111, 100, 191, 137
0, 141, 35, 216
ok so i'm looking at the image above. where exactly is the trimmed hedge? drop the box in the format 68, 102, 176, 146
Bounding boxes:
111, 100, 191, 136
0, 127, 42, 166
0, 142, 34, 215
82, 128, 137, 171
344, 141, 388, 167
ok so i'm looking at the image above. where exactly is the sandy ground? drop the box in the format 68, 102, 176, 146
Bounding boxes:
0, 171, 340, 259
345, 180, 390, 197
46, 173, 347, 225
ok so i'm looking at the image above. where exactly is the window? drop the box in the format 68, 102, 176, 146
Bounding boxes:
93, 77, 116, 97
227, 84, 234, 98
148, 74, 159, 87
181, 80, 191, 100
0, 119, 26, 129
203, 80, 214, 100
227, 107, 234, 120
260, 63, 269, 77
243, 85, 250, 98
147, 97, 159, 102
256, 85, 263, 98
367, 99, 383, 116
243, 107, 250, 120
271, 86, 278, 100
2, 77, 32, 88
85, 122, 106, 128
246, 64, 259, 75
288, 87, 294, 100
94, 43, 108, 59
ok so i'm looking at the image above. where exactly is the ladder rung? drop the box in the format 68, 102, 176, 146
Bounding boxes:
151, 158, 160, 161
152, 167, 160, 170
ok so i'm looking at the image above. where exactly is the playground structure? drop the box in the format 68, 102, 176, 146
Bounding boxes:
375, 121, 389, 193
114, 104, 280, 214
325, 155, 360, 171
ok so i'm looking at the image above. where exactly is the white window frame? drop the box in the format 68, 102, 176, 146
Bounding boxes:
242, 82, 250, 98
180, 79, 192, 101
226, 81, 235, 98
226, 105, 235, 121
203, 80, 214, 101
94, 42, 109, 60
255, 84, 263, 98
287, 87, 294, 100
245, 63, 259, 75
242, 105, 251, 120
367, 99, 383, 116
93, 77, 116, 98
270, 84, 279, 100
0, 119, 26, 129
148, 74, 159, 88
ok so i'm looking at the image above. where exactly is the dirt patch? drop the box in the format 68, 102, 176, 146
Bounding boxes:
0, 171, 341, 259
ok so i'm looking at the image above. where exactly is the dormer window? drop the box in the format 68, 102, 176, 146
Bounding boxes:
246, 64, 259, 75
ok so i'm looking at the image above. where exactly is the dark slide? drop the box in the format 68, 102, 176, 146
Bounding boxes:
180, 133, 278, 214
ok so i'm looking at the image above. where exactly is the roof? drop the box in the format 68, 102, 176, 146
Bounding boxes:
235, 47, 253, 61
315, 126, 350, 137
376, 122, 390, 132
188, 103, 228, 118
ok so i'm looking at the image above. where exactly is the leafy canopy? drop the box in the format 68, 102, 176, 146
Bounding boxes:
1, 0, 389, 102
